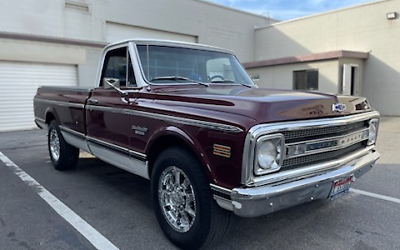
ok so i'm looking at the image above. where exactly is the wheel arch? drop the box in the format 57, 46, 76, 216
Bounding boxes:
146, 126, 216, 182
45, 108, 60, 125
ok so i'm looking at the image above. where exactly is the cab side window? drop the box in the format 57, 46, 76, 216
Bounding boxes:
100, 47, 136, 88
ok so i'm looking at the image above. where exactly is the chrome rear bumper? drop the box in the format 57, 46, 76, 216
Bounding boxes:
213, 150, 380, 218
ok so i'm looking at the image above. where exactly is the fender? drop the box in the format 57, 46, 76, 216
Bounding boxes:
45, 107, 61, 125
145, 125, 218, 183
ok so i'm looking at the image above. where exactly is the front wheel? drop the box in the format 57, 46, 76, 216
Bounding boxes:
48, 120, 79, 170
151, 147, 231, 250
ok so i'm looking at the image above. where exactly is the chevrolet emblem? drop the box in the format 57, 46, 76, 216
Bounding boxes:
332, 103, 346, 113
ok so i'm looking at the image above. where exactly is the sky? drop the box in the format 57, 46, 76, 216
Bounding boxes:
205, 0, 376, 21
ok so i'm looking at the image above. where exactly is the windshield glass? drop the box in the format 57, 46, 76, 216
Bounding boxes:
136, 45, 254, 86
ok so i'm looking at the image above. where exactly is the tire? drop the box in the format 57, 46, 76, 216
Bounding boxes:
48, 120, 79, 170
151, 147, 231, 250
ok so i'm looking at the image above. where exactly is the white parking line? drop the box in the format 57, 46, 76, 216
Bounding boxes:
0, 151, 119, 250
351, 188, 400, 204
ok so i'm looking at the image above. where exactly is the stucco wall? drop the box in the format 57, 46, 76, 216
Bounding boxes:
253, 0, 400, 115
0, 0, 271, 62
0, 0, 273, 88
247, 60, 340, 94
0, 38, 86, 65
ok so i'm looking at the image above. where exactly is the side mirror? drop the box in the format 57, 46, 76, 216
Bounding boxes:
103, 78, 120, 89
103, 78, 127, 96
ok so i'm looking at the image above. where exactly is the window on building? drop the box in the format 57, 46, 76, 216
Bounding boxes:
293, 69, 318, 90
250, 74, 260, 81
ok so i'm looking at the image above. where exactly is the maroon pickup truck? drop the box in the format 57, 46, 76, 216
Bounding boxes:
34, 39, 380, 250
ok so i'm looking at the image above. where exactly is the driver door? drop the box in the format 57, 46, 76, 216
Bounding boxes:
86, 45, 142, 173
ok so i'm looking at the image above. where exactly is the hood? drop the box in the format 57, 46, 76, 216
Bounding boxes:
147, 85, 373, 125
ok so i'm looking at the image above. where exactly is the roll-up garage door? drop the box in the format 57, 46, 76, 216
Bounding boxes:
0, 61, 78, 132
106, 22, 197, 43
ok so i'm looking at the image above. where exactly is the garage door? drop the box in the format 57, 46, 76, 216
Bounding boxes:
106, 22, 197, 43
0, 62, 78, 132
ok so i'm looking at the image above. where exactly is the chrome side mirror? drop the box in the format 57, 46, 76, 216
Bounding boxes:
103, 78, 127, 96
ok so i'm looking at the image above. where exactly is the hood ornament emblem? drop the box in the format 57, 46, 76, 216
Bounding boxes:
332, 103, 346, 113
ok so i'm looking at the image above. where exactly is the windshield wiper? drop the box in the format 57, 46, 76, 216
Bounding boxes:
150, 76, 209, 87
237, 82, 252, 88
210, 79, 252, 88
210, 79, 236, 83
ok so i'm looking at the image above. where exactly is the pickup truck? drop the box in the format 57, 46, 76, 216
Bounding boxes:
33, 39, 380, 250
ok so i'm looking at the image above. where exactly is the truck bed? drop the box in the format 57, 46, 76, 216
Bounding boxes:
33, 86, 92, 135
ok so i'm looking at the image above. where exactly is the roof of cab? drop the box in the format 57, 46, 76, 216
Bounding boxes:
105, 38, 235, 54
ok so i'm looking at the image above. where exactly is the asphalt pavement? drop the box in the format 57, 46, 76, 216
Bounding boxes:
0, 117, 399, 250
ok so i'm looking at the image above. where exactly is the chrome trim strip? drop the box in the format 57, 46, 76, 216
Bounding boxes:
38, 86, 92, 92
34, 98, 85, 109
59, 126, 85, 139
60, 130, 91, 153
210, 184, 232, 196
34, 117, 46, 123
86, 105, 243, 133
86, 136, 147, 160
57, 126, 147, 161
88, 141, 149, 180
285, 128, 369, 159
129, 42, 149, 88
34, 117, 46, 129
242, 111, 380, 186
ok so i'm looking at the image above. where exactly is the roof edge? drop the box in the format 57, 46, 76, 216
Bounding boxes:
243, 50, 369, 69
191, 0, 277, 21
255, 0, 389, 30
0, 31, 106, 48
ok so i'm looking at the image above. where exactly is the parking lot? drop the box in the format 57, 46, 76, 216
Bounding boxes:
1, 117, 399, 250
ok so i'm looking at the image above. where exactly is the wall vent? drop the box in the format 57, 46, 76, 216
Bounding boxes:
65, 1, 89, 12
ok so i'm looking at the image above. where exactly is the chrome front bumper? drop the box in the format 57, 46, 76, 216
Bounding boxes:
213, 149, 380, 218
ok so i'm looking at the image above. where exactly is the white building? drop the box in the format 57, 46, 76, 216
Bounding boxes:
245, 0, 400, 117
0, 0, 398, 131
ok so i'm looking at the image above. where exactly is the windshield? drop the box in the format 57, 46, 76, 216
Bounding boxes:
136, 45, 254, 86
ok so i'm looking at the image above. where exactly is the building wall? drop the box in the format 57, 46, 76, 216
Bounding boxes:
252, 0, 400, 115
0, 0, 272, 87
0, 38, 86, 65
247, 60, 340, 94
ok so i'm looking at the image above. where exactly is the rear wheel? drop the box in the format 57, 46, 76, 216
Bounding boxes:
48, 120, 79, 170
151, 147, 231, 250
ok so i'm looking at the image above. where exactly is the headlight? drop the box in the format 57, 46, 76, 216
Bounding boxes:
254, 135, 285, 175
368, 119, 379, 145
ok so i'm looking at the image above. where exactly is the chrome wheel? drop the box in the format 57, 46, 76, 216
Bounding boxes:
49, 129, 60, 161
158, 166, 197, 233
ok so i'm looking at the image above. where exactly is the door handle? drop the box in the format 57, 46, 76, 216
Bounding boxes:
88, 99, 98, 104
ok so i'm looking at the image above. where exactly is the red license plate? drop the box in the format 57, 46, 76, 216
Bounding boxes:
329, 176, 353, 200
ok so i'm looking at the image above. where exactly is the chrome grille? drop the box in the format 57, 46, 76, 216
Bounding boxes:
281, 121, 367, 143
283, 142, 365, 169
280, 119, 371, 171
